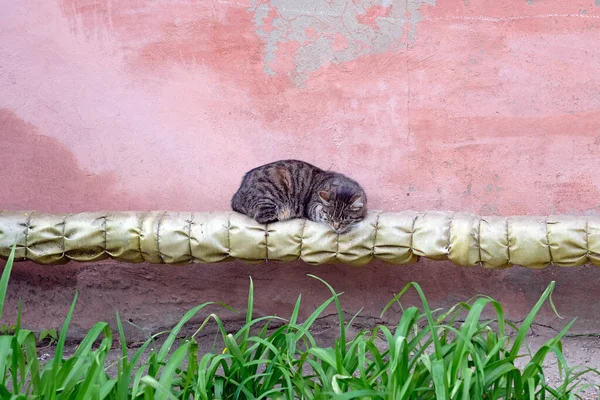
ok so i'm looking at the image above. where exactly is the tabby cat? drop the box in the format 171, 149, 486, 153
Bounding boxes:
231, 160, 367, 233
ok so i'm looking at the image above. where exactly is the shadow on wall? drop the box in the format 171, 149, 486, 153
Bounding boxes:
0, 108, 136, 212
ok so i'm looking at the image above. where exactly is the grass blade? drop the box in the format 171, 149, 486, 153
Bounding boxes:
0, 242, 17, 321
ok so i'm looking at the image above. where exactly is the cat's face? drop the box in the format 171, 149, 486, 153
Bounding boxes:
317, 188, 367, 234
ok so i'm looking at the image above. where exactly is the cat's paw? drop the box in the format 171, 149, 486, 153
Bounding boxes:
253, 206, 278, 224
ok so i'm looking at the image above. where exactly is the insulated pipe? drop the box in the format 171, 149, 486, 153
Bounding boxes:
0, 211, 598, 268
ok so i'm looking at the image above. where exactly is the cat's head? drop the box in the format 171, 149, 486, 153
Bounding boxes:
317, 185, 367, 234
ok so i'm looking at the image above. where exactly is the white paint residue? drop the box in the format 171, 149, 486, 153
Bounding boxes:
248, 0, 436, 86
435, 13, 600, 23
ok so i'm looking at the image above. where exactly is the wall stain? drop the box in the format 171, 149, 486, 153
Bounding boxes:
249, 0, 436, 86
0, 108, 135, 212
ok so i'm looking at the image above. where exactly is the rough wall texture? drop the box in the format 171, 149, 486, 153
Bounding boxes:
1, 0, 600, 338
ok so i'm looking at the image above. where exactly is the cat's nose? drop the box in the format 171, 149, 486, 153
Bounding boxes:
332, 222, 340, 230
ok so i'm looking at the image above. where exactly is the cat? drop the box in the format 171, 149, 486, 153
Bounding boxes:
231, 160, 367, 234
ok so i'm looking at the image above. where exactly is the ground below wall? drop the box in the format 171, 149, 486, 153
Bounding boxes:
2, 259, 599, 340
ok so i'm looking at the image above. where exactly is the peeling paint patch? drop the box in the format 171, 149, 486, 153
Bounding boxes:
248, 0, 436, 86
464, 183, 472, 196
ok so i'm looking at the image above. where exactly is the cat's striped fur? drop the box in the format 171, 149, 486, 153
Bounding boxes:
231, 160, 367, 233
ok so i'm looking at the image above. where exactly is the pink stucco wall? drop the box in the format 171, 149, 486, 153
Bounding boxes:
2, 0, 600, 216
2, 0, 600, 338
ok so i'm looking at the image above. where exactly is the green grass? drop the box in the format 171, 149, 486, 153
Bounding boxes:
0, 243, 598, 399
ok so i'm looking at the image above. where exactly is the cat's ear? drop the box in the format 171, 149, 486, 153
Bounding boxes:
351, 196, 364, 210
319, 191, 331, 205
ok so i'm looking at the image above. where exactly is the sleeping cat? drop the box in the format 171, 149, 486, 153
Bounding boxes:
231, 160, 367, 234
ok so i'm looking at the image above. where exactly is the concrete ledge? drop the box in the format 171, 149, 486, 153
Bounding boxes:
2, 259, 599, 340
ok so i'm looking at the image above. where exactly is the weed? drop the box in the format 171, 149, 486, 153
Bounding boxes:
0, 244, 597, 399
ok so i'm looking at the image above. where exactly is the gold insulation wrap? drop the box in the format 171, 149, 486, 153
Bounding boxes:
0, 211, 598, 268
